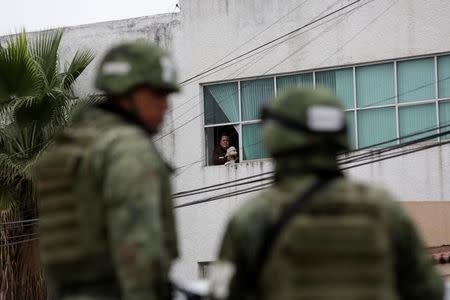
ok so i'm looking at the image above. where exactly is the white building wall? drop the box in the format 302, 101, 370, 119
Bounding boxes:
58, 13, 180, 95
169, 0, 450, 280
2, 0, 449, 282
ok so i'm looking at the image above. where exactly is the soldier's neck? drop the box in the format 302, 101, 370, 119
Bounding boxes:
97, 101, 157, 136
274, 154, 341, 181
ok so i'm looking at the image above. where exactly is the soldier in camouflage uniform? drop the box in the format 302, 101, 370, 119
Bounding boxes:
211, 88, 444, 300
33, 42, 179, 300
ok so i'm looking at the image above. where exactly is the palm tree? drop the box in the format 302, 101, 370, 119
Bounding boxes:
0, 29, 95, 300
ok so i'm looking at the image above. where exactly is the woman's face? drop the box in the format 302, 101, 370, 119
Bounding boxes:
220, 136, 230, 149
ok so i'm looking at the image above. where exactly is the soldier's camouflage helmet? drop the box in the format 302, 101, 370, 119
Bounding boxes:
262, 88, 349, 158
95, 41, 179, 95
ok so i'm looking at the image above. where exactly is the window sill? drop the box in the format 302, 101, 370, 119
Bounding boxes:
205, 158, 272, 168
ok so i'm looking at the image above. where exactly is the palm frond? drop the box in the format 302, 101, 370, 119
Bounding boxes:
12, 88, 72, 128
0, 187, 19, 212
0, 104, 13, 127
67, 93, 106, 122
0, 32, 41, 103
62, 49, 95, 89
77, 93, 106, 107
0, 153, 25, 186
30, 29, 63, 86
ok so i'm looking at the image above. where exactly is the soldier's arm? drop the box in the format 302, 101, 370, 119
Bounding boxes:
387, 198, 444, 300
93, 131, 167, 300
214, 217, 251, 300
214, 199, 270, 300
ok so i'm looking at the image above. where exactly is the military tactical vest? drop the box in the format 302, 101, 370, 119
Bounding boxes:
35, 118, 117, 284
259, 180, 397, 300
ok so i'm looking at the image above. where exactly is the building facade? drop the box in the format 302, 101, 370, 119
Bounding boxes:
169, 0, 450, 281
4, 0, 450, 283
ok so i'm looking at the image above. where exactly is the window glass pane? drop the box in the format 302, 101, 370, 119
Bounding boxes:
276, 73, 313, 94
438, 55, 450, 98
316, 68, 354, 109
356, 63, 395, 108
345, 111, 356, 149
439, 101, 450, 140
358, 107, 396, 148
204, 83, 239, 125
398, 58, 435, 103
242, 78, 274, 121
399, 104, 437, 143
243, 123, 268, 160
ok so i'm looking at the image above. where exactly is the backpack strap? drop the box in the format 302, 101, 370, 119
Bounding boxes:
250, 174, 339, 289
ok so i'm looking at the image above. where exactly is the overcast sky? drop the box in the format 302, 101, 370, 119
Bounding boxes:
1, 0, 179, 36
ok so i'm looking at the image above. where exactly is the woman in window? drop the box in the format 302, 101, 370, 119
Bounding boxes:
213, 133, 233, 165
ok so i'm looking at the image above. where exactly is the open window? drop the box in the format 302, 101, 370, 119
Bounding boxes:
203, 79, 273, 166
205, 125, 239, 166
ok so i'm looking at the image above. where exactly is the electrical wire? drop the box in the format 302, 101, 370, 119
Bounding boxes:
178, 0, 364, 86
1, 116, 448, 223
0, 218, 39, 225
0, 222, 39, 231
160, 54, 450, 147
165, 0, 312, 116
167, 1, 384, 174
175, 136, 450, 209
174, 181, 273, 209
342, 139, 450, 171
0, 232, 39, 240
263, 0, 392, 75
3, 127, 449, 239
173, 175, 274, 199
177, 0, 348, 88
339, 123, 450, 165
174, 126, 450, 204
0, 237, 39, 247
4, 128, 442, 229
172, 122, 450, 198
159, 0, 373, 135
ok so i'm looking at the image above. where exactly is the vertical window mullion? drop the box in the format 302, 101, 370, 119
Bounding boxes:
200, 85, 207, 165
273, 76, 277, 98
238, 124, 243, 162
353, 67, 358, 149
238, 80, 243, 162
394, 61, 400, 144
313, 72, 316, 89
435, 56, 441, 142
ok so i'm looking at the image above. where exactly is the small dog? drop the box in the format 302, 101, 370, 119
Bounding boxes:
224, 146, 238, 166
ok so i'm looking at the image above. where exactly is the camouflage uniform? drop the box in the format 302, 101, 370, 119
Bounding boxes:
213, 89, 444, 300
34, 42, 179, 300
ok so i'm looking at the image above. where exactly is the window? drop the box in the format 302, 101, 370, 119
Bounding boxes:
204, 82, 239, 125
316, 68, 354, 109
277, 73, 313, 93
204, 78, 273, 165
356, 63, 395, 107
440, 101, 450, 140
204, 54, 450, 164
358, 107, 396, 148
241, 78, 274, 121
438, 56, 450, 98
397, 58, 435, 103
